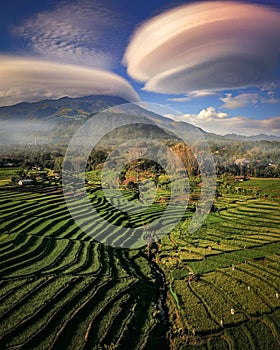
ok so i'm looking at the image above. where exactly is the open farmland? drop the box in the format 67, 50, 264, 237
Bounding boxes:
158, 179, 280, 349
0, 178, 279, 349
0, 184, 174, 349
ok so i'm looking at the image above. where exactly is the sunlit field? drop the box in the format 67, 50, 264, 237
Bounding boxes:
0, 176, 279, 349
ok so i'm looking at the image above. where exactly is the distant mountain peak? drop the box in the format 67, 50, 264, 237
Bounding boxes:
0, 95, 129, 122
224, 133, 280, 141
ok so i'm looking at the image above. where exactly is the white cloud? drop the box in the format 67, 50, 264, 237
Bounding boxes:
220, 93, 259, 109
124, 1, 280, 94
12, 0, 127, 69
0, 56, 140, 106
168, 97, 191, 102
197, 107, 227, 121
169, 109, 280, 136
171, 106, 227, 123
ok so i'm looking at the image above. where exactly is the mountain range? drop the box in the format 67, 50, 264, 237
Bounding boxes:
0, 95, 127, 122
0, 95, 279, 144
223, 133, 280, 142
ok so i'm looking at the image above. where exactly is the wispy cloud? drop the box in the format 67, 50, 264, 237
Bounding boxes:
124, 1, 280, 94
0, 56, 140, 106
265, 97, 280, 104
12, 0, 127, 69
168, 91, 217, 102
220, 93, 259, 109
259, 83, 280, 104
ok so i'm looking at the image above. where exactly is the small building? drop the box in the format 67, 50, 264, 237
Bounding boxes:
18, 179, 33, 186
54, 173, 62, 180
234, 158, 250, 166
234, 175, 247, 182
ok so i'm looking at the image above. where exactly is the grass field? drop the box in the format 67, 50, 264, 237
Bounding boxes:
0, 177, 279, 349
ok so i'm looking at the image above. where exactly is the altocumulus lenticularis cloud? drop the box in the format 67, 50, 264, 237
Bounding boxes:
123, 1, 280, 94
0, 56, 140, 106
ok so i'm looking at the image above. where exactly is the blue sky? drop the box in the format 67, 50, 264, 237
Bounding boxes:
0, 0, 280, 135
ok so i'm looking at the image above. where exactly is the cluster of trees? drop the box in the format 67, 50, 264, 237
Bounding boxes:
210, 140, 280, 178
216, 162, 279, 178
1, 138, 279, 179
0, 145, 65, 171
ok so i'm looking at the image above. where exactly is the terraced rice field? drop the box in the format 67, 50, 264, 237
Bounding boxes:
0, 187, 169, 349
0, 168, 18, 186
0, 178, 279, 349
159, 185, 280, 349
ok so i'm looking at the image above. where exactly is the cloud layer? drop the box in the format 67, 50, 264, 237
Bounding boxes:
13, 0, 127, 69
172, 108, 280, 136
124, 1, 280, 94
0, 56, 140, 106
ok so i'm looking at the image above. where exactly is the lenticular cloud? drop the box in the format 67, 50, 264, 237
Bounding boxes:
0, 56, 140, 106
123, 1, 280, 94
